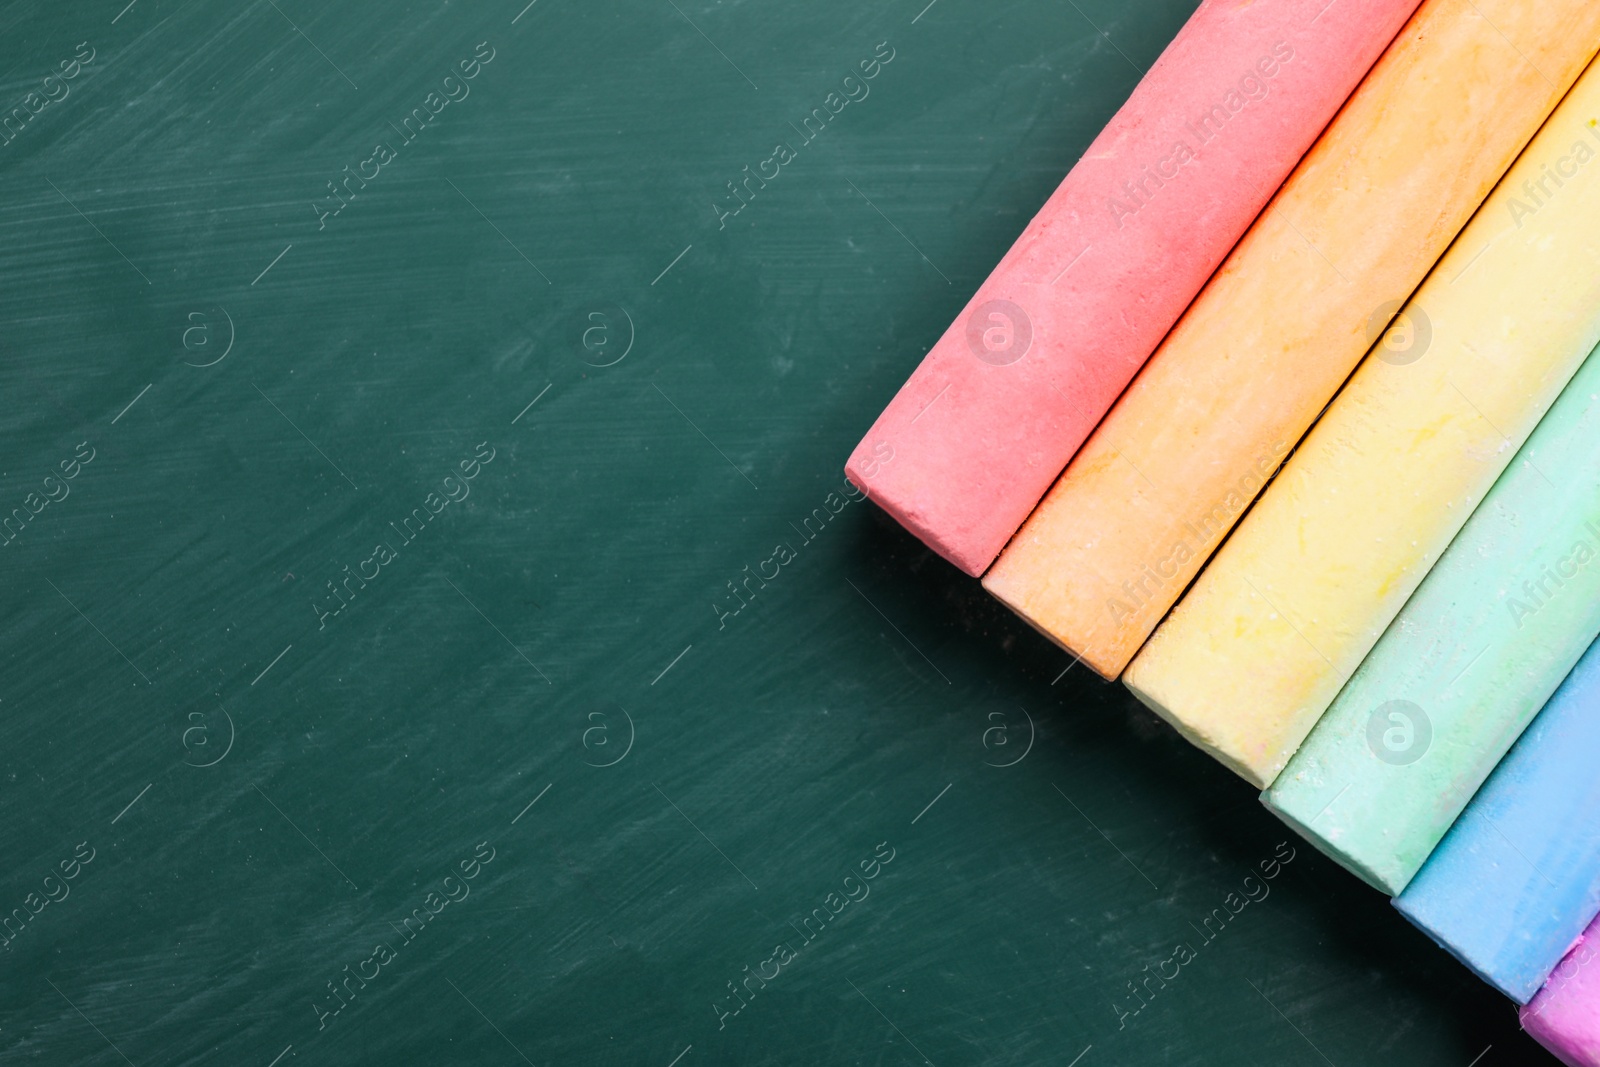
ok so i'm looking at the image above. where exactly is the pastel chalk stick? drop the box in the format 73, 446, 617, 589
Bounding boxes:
1122, 57, 1600, 788
1263, 341, 1600, 893
983, 0, 1600, 678
1524, 916, 1600, 1067
843, 0, 1422, 576
1393, 632, 1600, 1002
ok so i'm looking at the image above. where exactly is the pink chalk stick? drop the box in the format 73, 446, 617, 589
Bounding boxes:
1524, 916, 1600, 1067
845, 0, 1421, 576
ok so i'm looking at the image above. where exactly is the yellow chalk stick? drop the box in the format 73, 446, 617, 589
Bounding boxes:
1123, 53, 1600, 788
984, 0, 1600, 681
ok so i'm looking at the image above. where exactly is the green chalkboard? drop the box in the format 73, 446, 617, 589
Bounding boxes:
0, 0, 1545, 1064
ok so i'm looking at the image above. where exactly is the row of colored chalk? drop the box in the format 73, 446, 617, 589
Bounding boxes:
845, 0, 1600, 1058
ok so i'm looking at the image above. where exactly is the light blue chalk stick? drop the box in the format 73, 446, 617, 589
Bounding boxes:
1395, 636, 1600, 1004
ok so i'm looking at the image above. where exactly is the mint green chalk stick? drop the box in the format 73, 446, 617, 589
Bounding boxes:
1264, 341, 1600, 895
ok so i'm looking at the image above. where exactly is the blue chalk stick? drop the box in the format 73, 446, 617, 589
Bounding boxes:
1395, 636, 1600, 1003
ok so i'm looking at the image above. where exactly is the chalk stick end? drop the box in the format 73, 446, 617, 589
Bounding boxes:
1120, 671, 1280, 790
1260, 785, 1408, 896
981, 570, 1121, 681
1391, 894, 1543, 1005
1521, 921, 1600, 1067
843, 453, 993, 577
